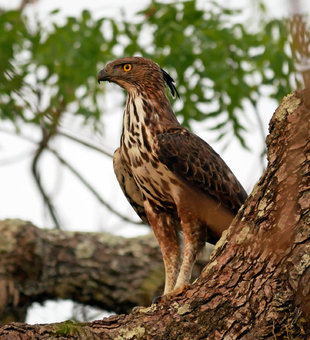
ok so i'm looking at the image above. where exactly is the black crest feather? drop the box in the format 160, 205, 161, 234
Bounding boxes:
161, 68, 180, 99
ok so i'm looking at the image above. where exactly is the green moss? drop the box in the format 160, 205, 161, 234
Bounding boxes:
51, 320, 85, 336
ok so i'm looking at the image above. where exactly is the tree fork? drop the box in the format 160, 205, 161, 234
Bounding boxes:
0, 90, 309, 339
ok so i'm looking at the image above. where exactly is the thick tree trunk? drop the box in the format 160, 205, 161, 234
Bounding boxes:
0, 90, 309, 339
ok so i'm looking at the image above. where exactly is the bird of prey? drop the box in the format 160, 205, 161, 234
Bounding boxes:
98, 57, 247, 297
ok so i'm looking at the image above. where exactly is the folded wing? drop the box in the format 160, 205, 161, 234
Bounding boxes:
156, 128, 247, 215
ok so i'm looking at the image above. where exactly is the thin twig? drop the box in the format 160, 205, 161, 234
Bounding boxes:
58, 130, 113, 158
31, 127, 61, 229
49, 148, 143, 225
0, 128, 142, 225
31, 101, 64, 229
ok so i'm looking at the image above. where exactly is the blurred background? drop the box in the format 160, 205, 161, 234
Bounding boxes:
0, 0, 309, 324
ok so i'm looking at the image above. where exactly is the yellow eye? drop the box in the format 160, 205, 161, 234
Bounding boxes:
123, 64, 132, 72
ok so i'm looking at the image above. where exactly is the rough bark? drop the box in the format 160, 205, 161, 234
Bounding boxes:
0, 90, 309, 339
0, 219, 210, 323
0, 219, 162, 320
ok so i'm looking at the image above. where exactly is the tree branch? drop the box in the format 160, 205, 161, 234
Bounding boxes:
0, 219, 162, 319
0, 218, 211, 323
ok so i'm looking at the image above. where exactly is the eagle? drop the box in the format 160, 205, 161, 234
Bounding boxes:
98, 57, 247, 297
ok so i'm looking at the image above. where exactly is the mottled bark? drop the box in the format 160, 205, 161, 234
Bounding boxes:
0, 219, 210, 324
0, 90, 309, 339
0, 220, 165, 321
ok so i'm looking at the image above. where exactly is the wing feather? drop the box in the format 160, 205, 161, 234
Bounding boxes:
113, 148, 148, 224
156, 128, 247, 214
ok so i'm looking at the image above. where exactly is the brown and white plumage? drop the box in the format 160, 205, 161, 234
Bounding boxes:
98, 57, 247, 296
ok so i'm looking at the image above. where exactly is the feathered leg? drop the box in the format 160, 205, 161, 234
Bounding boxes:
174, 221, 207, 293
144, 200, 180, 295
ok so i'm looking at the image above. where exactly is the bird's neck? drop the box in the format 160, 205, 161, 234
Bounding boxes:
121, 89, 180, 144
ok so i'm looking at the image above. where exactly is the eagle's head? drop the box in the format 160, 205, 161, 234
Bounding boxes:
98, 57, 179, 98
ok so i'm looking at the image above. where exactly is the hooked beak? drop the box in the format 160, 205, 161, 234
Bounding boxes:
97, 69, 110, 83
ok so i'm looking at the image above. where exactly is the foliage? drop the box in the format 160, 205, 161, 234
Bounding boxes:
134, 1, 295, 146
0, 1, 296, 144
0, 10, 29, 124
0, 9, 110, 129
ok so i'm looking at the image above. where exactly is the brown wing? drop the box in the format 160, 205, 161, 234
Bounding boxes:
113, 148, 149, 224
156, 128, 247, 214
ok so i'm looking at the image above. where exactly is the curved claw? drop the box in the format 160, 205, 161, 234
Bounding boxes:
152, 295, 166, 304
152, 284, 190, 304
